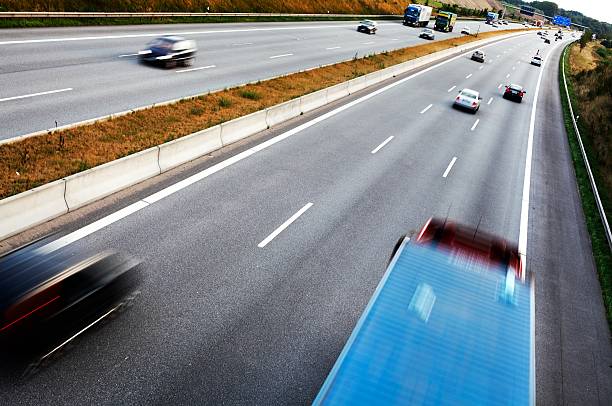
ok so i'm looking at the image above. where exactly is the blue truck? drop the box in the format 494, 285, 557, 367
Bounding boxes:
314, 218, 534, 406
486, 11, 499, 24
403, 4, 433, 27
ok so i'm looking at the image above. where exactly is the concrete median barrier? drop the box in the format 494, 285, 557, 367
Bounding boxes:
0, 180, 68, 240
266, 99, 302, 128
326, 82, 350, 103
64, 147, 161, 210
220, 109, 268, 146
158, 126, 222, 173
347, 76, 367, 94
299, 89, 328, 114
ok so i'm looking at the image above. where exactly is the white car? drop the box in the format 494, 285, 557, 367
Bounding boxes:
531, 55, 542, 66
461, 26, 471, 35
454, 88, 482, 113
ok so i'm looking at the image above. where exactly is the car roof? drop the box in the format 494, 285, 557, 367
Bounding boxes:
156, 35, 185, 43
509, 84, 523, 90
360, 20, 376, 25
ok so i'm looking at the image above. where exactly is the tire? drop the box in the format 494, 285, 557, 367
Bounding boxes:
181, 58, 193, 67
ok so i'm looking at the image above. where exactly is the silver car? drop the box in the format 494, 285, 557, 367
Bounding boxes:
419, 28, 435, 40
454, 88, 482, 113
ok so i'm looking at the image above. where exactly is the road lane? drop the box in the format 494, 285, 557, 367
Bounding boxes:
0, 20, 523, 140
2, 33, 602, 406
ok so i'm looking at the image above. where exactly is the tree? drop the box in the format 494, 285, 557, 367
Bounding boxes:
580, 30, 593, 52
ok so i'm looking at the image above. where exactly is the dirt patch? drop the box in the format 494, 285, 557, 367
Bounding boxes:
0, 29, 525, 200
569, 42, 601, 74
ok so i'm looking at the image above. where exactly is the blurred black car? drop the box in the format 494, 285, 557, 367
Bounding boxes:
139, 36, 197, 68
357, 20, 378, 34
503, 83, 526, 102
0, 237, 140, 341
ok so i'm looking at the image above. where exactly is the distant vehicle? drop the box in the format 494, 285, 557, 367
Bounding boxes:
0, 237, 140, 343
537, 31, 543, 35
139, 36, 197, 68
471, 50, 486, 63
504, 83, 526, 102
403, 4, 433, 27
501, 20, 509, 25
419, 28, 435, 40
357, 20, 378, 34
460, 26, 471, 35
485, 11, 498, 25
454, 88, 482, 113
530, 55, 542, 66
313, 217, 534, 406
544, 37, 551, 44
491, 22, 499, 28
434, 11, 457, 32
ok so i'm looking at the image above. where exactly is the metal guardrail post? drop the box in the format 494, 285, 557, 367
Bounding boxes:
561, 44, 612, 251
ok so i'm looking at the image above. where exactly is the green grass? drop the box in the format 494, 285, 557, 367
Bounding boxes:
559, 44, 612, 331
239, 90, 262, 100
0, 15, 402, 29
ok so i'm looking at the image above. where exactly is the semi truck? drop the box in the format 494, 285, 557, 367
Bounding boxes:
314, 218, 535, 406
486, 11, 499, 24
434, 11, 457, 32
403, 4, 433, 27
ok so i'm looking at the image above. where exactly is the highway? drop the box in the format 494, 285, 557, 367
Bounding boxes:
1, 30, 611, 405
0, 19, 523, 140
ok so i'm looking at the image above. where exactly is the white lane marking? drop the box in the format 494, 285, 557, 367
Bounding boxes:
420, 104, 433, 114
269, 53, 293, 59
518, 40, 561, 263
506, 73, 511, 78
496, 55, 501, 58
33, 34, 528, 254
447, 85, 456, 92
498, 83, 503, 89
391, 38, 400, 41
0, 87, 73, 103
176, 64, 216, 73
325, 46, 341, 50
0, 23, 397, 46
442, 157, 457, 178
512, 66, 516, 70
479, 66, 484, 70
232, 42, 253, 46
371, 136, 394, 154
487, 97, 493, 105
465, 73, 473, 79
258, 202, 313, 248
362, 41, 375, 45
488, 59, 493, 63
471, 119, 480, 131
118, 53, 140, 57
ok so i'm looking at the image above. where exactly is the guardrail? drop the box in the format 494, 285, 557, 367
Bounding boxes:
0, 12, 400, 18
0, 30, 527, 241
561, 45, 612, 250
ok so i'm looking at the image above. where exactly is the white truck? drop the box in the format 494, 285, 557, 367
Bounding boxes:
403, 4, 433, 27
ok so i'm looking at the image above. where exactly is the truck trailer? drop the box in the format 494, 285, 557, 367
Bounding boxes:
434, 11, 457, 32
403, 4, 433, 27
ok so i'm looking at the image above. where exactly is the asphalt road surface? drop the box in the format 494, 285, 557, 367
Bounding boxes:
1, 31, 610, 405
0, 19, 523, 140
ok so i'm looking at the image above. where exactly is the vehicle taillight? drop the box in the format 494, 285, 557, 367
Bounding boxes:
456, 96, 461, 101
519, 91, 524, 96
471, 101, 477, 106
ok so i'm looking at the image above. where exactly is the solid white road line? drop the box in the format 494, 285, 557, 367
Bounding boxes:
471, 119, 480, 131
371, 136, 394, 154
487, 97, 493, 105
258, 203, 313, 248
518, 40, 561, 264
465, 73, 473, 79
420, 104, 433, 114
269, 53, 293, 59
232, 42, 253, 46
326, 46, 341, 50
0, 87, 73, 103
442, 157, 457, 178
33, 34, 529, 254
176, 64, 216, 73
447, 85, 456, 92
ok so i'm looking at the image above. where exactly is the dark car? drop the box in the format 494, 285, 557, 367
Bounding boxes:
471, 50, 486, 63
544, 37, 551, 44
503, 84, 526, 102
357, 20, 378, 34
139, 36, 197, 68
0, 236, 140, 343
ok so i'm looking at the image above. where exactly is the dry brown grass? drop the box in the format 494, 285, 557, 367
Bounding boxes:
0, 28, 524, 199
569, 41, 601, 74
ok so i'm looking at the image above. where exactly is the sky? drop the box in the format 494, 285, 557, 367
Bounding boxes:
534, 0, 612, 24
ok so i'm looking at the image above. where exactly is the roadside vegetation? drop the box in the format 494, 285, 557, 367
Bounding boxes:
0, 28, 525, 199
560, 39, 612, 329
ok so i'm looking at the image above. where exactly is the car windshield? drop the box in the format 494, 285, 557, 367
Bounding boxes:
360, 20, 375, 26
509, 85, 523, 91
148, 38, 174, 49
460, 90, 478, 99
406, 7, 419, 17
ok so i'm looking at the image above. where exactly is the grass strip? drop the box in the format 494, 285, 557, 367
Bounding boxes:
0, 28, 525, 199
559, 44, 612, 330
